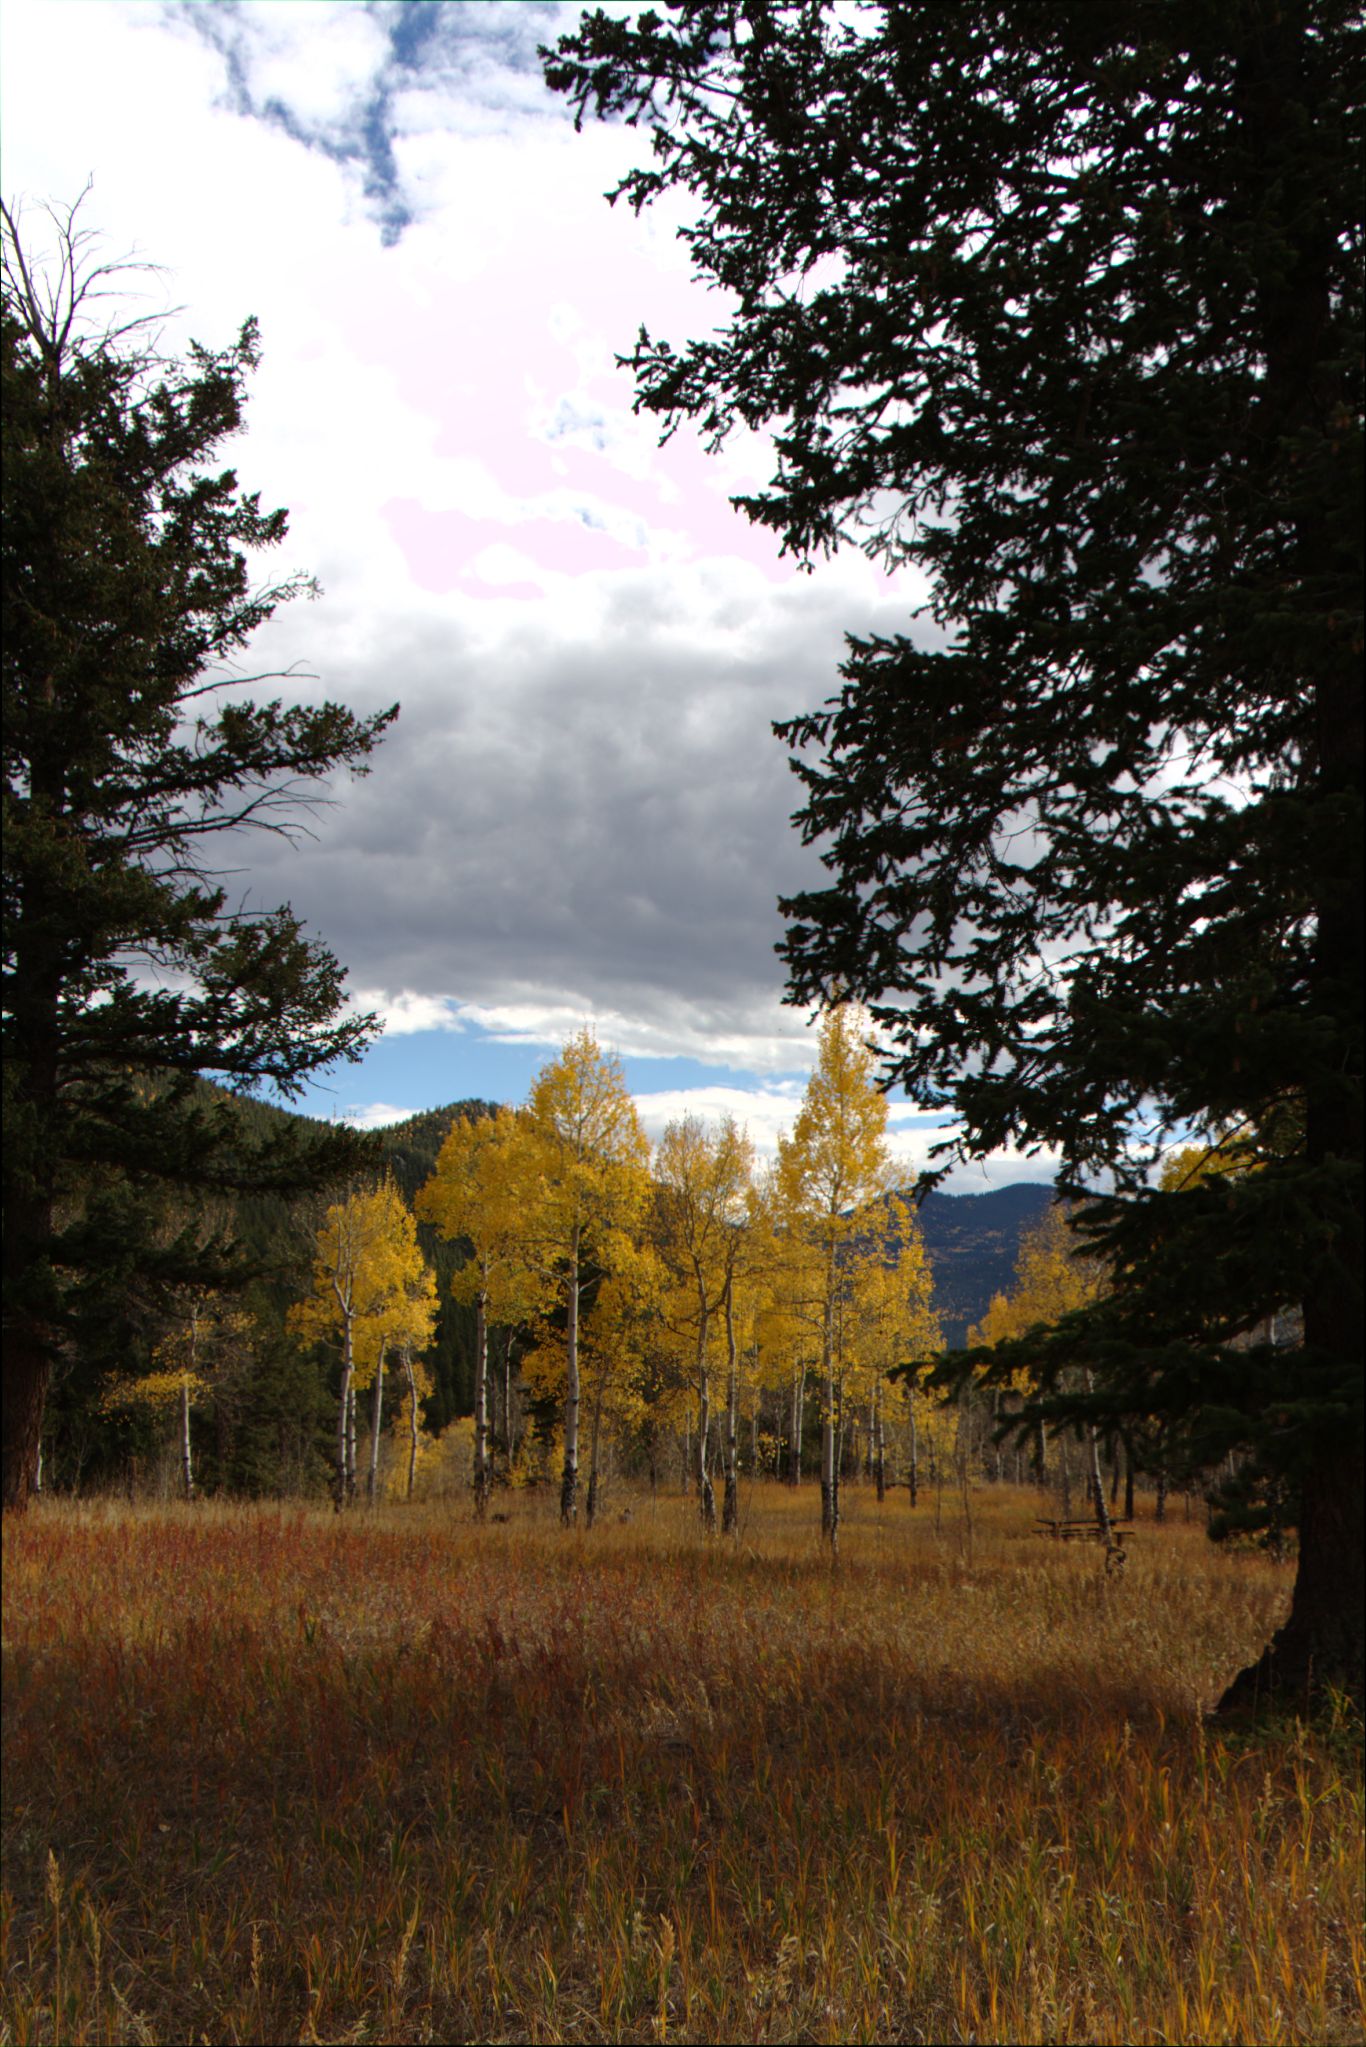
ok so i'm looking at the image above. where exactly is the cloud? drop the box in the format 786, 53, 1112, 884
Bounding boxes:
1, 0, 946, 1098
170, 0, 583, 244
223, 554, 925, 1076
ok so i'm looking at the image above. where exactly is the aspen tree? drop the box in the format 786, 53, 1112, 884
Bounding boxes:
98, 1292, 252, 1500
844, 1202, 939, 1503
291, 1180, 433, 1509
778, 1008, 893, 1548
418, 1110, 542, 1518
653, 1115, 754, 1532
523, 1033, 651, 1526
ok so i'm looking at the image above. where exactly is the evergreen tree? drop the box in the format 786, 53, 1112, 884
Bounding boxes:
2, 196, 395, 1509
545, 3, 1363, 1705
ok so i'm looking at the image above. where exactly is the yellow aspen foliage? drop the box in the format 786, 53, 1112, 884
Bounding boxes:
290, 1178, 436, 1505
523, 1030, 652, 1525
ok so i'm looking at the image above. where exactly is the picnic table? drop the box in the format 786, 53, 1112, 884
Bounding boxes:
1033, 1517, 1134, 1543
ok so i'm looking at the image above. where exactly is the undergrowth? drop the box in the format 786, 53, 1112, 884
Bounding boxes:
2, 1485, 1361, 2044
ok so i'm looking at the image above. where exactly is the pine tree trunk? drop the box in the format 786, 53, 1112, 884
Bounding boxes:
722, 1277, 739, 1535
907, 1391, 919, 1509
1155, 1466, 1167, 1523
2, 1245, 53, 1513
473, 1287, 490, 1520
1033, 1418, 1047, 1487
1124, 1439, 1135, 1522
1217, 58, 1363, 1715
180, 1379, 195, 1504
560, 1223, 581, 1526
367, 1344, 385, 1503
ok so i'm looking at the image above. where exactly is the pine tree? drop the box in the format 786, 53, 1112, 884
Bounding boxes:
544, 1, 1363, 1707
2, 197, 394, 1510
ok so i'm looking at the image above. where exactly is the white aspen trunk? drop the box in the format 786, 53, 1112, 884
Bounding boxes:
696, 1295, 715, 1532
367, 1341, 385, 1503
874, 1378, 886, 1504
345, 1378, 357, 1504
820, 1270, 838, 1547
335, 1310, 354, 1510
560, 1221, 581, 1526
1084, 1371, 1113, 1544
682, 1410, 691, 1494
722, 1276, 739, 1536
180, 1377, 194, 1503
504, 1333, 518, 1470
404, 1345, 419, 1501
34, 1436, 43, 1497
473, 1283, 490, 1520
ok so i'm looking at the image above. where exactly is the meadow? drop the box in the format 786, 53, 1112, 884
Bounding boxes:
2, 1484, 1361, 2046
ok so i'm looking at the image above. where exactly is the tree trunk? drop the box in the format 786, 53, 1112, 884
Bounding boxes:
180, 1378, 195, 1504
1033, 1417, 1047, 1487
1083, 1377, 1113, 1546
586, 1376, 606, 1529
473, 1286, 490, 1520
874, 1379, 886, 1504
560, 1222, 581, 1527
787, 1366, 803, 1485
1155, 1465, 1167, 1523
820, 1257, 838, 1546
2, 1253, 53, 1514
722, 1277, 739, 1535
696, 1300, 716, 1532
1219, 1433, 1364, 1713
404, 1345, 419, 1501
345, 1378, 357, 1504
906, 1389, 919, 1509
1217, 51, 1363, 1715
367, 1342, 385, 1503
1124, 1438, 1135, 1522
334, 1314, 354, 1510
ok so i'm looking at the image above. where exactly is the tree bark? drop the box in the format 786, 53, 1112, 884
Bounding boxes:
334, 1312, 354, 1510
367, 1342, 385, 1503
722, 1277, 739, 1535
473, 1286, 490, 1520
696, 1298, 716, 1532
874, 1379, 886, 1504
345, 1378, 357, 1505
1, 1199, 55, 1514
180, 1378, 195, 1504
560, 1222, 581, 1526
906, 1389, 919, 1509
404, 1345, 419, 1501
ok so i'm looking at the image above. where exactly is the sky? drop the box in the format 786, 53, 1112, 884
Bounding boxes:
2, 0, 1057, 1191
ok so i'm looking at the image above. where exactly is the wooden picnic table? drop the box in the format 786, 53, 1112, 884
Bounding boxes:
1033, 1517, 1135, 1543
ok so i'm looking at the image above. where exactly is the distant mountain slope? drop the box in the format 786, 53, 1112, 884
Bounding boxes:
886, 1181, 1056, 1347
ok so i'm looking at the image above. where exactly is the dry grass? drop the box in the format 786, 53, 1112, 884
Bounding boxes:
2, 1483, 1361, 2044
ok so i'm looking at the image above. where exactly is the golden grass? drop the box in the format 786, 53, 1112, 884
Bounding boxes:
2, 1483, 1361, 2045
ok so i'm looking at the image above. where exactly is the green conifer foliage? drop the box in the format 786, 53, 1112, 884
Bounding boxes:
545, 3, 1363, 1706
2, 197, 396, 1509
